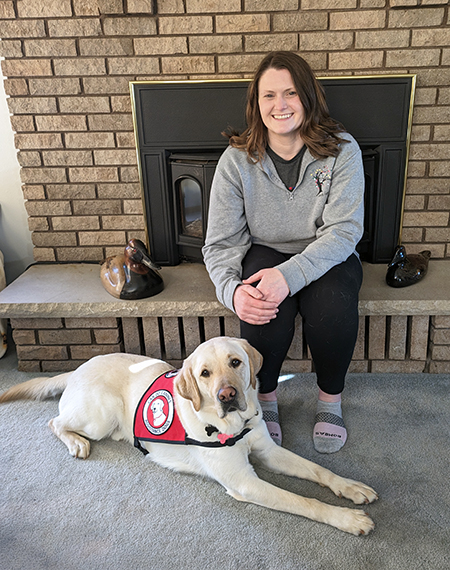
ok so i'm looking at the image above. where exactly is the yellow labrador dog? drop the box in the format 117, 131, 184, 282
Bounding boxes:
0, 336, 377, 535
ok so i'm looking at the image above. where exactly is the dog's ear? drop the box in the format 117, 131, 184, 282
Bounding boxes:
175, 362, 202, 412
240, 339, 263, 389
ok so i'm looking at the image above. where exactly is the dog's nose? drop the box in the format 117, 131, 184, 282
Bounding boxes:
217, 386, 237, 403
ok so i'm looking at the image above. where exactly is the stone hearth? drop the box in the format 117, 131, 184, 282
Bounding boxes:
0, 262, 449, 374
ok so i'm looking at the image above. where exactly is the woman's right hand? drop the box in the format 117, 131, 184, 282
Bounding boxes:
233, 284, 279, 325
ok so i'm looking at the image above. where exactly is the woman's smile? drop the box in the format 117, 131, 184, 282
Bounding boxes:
272, 113, 294, 120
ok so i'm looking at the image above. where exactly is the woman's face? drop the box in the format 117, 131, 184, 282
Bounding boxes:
258, 67, 305, 142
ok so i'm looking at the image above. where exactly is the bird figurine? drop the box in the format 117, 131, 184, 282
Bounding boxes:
100, 239, 164, 299
386, 245, 431, 288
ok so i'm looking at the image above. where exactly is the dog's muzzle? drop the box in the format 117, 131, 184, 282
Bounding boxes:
217, 386, 246, 415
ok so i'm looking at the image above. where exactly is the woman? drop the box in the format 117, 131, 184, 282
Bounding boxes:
202, 52, 364, 453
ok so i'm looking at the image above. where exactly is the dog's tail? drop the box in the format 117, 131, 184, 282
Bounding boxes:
0, 372, 71, 403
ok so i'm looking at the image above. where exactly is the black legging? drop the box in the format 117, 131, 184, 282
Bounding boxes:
240, 245, 363, 395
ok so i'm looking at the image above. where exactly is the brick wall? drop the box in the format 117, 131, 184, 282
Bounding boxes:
11, 316, 123, 371
10, 313, 450, 373
0, 0, 449, 264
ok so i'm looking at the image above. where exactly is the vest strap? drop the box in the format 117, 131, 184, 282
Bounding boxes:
134, 437, 149, 456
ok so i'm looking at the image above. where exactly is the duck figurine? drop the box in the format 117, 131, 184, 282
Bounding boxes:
386, 245, 431, 288
100, 239, 164, 300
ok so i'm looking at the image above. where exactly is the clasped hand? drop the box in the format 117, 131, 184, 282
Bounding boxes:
233, 267, 290, 325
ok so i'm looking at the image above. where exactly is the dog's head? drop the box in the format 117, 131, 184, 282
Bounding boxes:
175, 337, 263, 420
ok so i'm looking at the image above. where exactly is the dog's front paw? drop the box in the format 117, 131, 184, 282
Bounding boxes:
334, 507, 375, 536
68, 438, 90, 459
334, 478, 378, 505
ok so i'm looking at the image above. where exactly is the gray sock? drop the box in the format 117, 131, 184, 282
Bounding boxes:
313, 400, 347, 454
259, 399, 282, 446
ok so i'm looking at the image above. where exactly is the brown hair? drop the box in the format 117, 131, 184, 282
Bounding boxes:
226, 51, 348, 161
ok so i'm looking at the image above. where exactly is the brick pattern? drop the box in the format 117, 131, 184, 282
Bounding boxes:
10, 314, 450, 373
429, 315, 450, 372
0, 1, 449, 263
11, 317, 123, 371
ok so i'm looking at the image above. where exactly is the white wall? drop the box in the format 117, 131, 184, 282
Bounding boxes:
0, 63, 34, 284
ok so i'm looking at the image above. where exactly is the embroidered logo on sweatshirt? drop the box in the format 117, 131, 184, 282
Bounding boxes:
311, 167, 331, 196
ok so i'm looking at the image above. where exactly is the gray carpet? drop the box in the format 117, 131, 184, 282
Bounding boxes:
1, 343, 449, 570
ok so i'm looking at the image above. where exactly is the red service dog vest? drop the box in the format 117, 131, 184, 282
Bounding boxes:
134, 370, 186, 449
133, 370, 252, 455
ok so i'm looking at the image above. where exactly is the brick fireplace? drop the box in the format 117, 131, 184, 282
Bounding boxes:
0, 0, 449, 264
0, 0, 449, 372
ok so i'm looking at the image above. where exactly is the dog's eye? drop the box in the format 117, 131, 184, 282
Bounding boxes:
230, 359, 241, 368
201, 369, 210, 378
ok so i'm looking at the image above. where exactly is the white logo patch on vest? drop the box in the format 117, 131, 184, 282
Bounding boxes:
142, 388, 174, 436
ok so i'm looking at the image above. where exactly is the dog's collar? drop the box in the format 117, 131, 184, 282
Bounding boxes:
184, 423, 252, 448
185, 428, 252, 448
202, 416, 255, 446
133, 371, 252, 455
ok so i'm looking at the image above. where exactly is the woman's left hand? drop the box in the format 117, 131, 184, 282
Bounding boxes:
243, 267, 290, 306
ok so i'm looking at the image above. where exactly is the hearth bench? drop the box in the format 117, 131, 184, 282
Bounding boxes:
0, 261, 449, 374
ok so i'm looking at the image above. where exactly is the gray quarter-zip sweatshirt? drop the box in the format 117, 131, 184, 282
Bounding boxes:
202, 133, 365, 313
